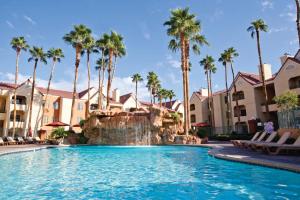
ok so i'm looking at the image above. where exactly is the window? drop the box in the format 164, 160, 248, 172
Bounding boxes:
191, 114, 196, 123
232, 91, 245, 101
190, 104, 195, 111
90, 104, 98, 110
77, 102, 83, 111
289, 76, 300, 89
53, 102, 59, 110
234, 105, 247, 117
11, 96, 26, 105
10, 114, 22, 122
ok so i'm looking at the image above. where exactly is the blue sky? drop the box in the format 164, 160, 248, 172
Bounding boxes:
0, 0, 298, 101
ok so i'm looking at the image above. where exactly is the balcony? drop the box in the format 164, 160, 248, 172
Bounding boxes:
9, 121, 24, 128
261, 103, 277, 112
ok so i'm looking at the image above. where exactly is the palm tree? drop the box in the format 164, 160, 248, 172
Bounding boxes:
219, 51, 231, 130
295, 0, 300, 47
247, 19, 269, 116
200, 55, 215, 127
131, 73, 143, 110
63, 24, 91, 129
95, 58, 108, 110
157, 88, 167, 107
100, 31, 126, 110
146, 71, 160, 104
164, 7, 208, 135
82, 35, 96, 116
28, 46, 47, 136
224, 47, 240, 131
167, 90, 176, 108
10, 37, 29, 137
40, 48, 64, 127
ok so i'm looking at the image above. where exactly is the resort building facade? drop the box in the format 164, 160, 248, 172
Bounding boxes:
190, 50, 300, 133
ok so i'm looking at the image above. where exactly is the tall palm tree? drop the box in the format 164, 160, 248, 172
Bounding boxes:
40, 48, 64, 127
224, 47, 240, 131
164, 7, 208, 135
95, 58, 108, 110
157, 88, 167, 107
295, 0, 300, 47
167, 90, 176, 107
247, 19, 269, 116
100, 31, 126, 110
10, 37, 29, 137
200, 55, 215, 127
28, 46, 47, 136
131, 73, 143, 109
219, 51, 231, 130
146, 71, 160, 104
63, 24, 91, 129
82, 35, 96, 116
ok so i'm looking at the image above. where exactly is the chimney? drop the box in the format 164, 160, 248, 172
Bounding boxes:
258, 64, 272, 81
280, 53, 291, 65
200, 88, 208, 97
112, 88, 120, 102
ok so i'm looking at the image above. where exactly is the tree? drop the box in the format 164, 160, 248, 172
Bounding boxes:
247, 19, 269, 117
131, 73, 143, 109
295, 0, 300, 47
10, 37, 29, 137
167, 90, 176, 107
51, 127, 69, 144
95, 58, 108, 110
146, 71, 160, 104
63, 24, 91, 129
157, 88, 167, 107
40, 48, 64, 127
28, 46, 47, 136
82, 35, 96, 117
99, 31, 126, 110
164, 7, 208, 135
200, 55, 216, 127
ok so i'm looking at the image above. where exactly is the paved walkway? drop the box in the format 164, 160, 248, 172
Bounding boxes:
0, 142, 300, 173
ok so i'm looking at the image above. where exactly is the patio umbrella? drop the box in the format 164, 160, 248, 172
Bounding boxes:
192, 122, 210, 127
45, 121, 70, 127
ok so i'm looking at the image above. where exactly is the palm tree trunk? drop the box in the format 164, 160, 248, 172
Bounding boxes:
106, 50, 113, 110
28, 60, 38, 137
230, 62, 240, 132
185, 39, 191, 131
135, 81, 138, 109
98, 67, 101, 109
256, 30, 269, 118
12, 50, 20, 137
41, 59, 57, 128
209, 70, 215, 128
206, 71, 212, 127
98, 51, 105, 110
70, 47, 81, 130
110, 55, 117, 86
295, 0, 300, 47
224, 64, 230, 131
180, 33, 188, 135
87, 51, 91, 117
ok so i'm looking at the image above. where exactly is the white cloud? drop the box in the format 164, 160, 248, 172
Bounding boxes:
261, 0, 273, 11
166, 55, 181, 69
289, 38, 298, 45
210, 9, 224, 22
268, 27, 288, 34
280, 4, 296, 21
6, 20, 14, 29
23, 15, 36, 25
140, 22, 151, 40
167, 72, 181, 85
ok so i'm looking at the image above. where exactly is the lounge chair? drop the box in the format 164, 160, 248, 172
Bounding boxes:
0, 137, 8, 146
231, 132, 261, 147
6, 137, 17, 145
26, 137, 34, 144
263, 134, 300, 155
248, 131, 278, 151
34, 137, 45, 144
16, 137, 26, 144
240, 132, 267, 148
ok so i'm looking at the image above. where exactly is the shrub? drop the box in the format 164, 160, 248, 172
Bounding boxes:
197, 129, 208, 138
51, 127, 69, 139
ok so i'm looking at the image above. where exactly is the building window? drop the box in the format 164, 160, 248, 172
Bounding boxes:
77, 102, 83, 111
90, 104, 98, 110
10, 114, 22, 122
11, 96, 26, 105
191, 114, 196, 123
234, 105, 247, 117
232, 91, 245, 101
289, 76, 300, 89
190, 104, 195, 111
53, 102, 59, 110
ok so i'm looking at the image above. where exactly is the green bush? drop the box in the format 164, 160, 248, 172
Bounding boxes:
78, 132, 88, 144
197, 129, 208, 138
51, 127, 69, 139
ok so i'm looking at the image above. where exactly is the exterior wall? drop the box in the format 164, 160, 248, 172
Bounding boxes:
213, 92, 231, 128
190, 93, 208, 123
123, 96, 139, 111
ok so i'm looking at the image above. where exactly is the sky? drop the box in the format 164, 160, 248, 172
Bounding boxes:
0, 0, 298, 101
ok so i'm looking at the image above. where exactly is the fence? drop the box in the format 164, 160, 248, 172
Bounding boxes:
277, 107, 300, 129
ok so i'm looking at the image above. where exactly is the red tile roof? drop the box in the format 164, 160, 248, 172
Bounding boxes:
239, 72, 261, 85
162, 100, 177, 109
120, 93, 133, 104
0, 82, 17, 90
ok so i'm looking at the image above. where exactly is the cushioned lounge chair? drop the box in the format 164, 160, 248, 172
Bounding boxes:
26, 137, 34, 144
248, 131, 278, 151
240, 132, 267, 148
231, 132, 261, 147
16, 137, 26, 144
0, 137, 8, 146
263, 134, 300, 155
6, 137, 17, 145
34, 137, 45, 144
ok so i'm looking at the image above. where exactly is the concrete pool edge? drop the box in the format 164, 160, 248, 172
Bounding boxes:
1, 143, 300, 173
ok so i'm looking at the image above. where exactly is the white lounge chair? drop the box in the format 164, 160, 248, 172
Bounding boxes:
248, 131, 278, 151
6, 137, 17, 145
241, 132, 267, 148
0, 137, 8, 146
16, 137, 26, 144
231, 131, 261, 147
263, 134, 300, 155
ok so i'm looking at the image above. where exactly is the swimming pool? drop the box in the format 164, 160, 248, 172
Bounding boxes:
0, 146, 299, 199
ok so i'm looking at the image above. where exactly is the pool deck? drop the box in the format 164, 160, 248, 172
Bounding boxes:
1, 142, 300, 173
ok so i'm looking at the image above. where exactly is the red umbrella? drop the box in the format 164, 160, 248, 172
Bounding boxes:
192, 122, 210, 127
45, 121, 70, 127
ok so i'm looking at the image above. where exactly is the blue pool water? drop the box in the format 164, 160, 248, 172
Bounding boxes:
0, 146, 299, 200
